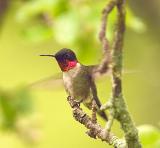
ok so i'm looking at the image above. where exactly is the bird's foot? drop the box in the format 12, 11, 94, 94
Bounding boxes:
67, 96, 81, 108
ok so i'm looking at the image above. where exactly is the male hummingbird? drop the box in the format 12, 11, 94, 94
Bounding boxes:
40, 48, 108, 121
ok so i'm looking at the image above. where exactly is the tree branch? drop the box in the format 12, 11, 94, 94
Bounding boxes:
67, 0, 142, 147
110, 0, 142, 147
67, 96, 126, 148
93, 0, 117, 76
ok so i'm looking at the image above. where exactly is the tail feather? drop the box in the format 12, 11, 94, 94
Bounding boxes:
92, 96, 108, 121
97, 110, 108, 121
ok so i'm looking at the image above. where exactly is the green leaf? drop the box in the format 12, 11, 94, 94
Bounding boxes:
138, 125, 160, 148
13, 87, 33, 114
0, 87, 33, 130
54, 12, 79, 44
0, 92, 17, 129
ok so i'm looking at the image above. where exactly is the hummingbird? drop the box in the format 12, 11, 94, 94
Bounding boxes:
40, 48, 108, 121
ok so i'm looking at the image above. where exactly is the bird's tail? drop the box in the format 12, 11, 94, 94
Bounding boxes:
97, 110, 108, 121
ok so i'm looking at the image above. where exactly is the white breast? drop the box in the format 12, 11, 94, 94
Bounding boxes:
62, 63, 81, 95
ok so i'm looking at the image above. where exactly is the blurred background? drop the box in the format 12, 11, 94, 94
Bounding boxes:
0, 0, 160, 148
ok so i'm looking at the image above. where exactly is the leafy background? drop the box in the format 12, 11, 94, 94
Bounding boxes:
0, 0, 160, 147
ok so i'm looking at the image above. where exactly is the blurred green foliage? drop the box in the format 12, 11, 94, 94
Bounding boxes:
0, 87, 32, 129
16, 0, 145, 43
0, 87, 40, 144
0, 0, 160, 148
138, 125, 160, 148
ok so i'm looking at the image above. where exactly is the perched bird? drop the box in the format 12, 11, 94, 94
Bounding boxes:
40, 48, 108, 121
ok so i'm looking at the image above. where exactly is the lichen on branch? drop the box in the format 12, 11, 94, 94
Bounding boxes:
110, 0, 141, 147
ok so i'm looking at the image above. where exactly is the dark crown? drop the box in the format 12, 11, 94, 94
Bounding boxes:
54, 48, 77, 62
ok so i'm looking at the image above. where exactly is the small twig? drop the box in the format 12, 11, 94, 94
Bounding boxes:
93, 0, 117, 76
67, 96, 127, 148
105, 111, 115, 132
100, 99, 113, 110
99, 0, 117, 43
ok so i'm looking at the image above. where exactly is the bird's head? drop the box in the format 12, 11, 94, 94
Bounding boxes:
40, 48, 78, 72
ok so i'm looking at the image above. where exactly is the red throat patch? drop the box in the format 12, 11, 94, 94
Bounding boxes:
59, 60, 77, 72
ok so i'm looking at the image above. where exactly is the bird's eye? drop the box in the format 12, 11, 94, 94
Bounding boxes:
64, 54, 70, 59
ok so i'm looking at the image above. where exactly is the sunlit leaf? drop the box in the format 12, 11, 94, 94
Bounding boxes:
138, 125, 160, 148
54, 12, 79, 44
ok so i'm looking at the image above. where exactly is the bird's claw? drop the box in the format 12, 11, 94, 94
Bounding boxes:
74, 99, 83, 107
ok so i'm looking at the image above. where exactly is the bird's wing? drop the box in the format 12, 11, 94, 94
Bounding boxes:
88, 65, 138, 80
28, 73, 63, 90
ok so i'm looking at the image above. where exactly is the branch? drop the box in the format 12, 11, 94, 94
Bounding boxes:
107, 0, 142, 147
93, 0, 117, 76
67, 96, 126, 148
66, 0, 142, 147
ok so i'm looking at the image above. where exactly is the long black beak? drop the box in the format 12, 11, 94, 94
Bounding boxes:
40, 54, 55, 57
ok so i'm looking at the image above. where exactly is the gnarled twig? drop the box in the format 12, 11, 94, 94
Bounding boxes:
93, 0, 118, 76
67, 96, 126, 148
